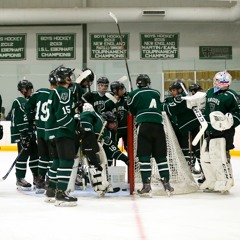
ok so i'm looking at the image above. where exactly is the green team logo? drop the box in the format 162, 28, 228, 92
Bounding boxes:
60, 92, 69, 101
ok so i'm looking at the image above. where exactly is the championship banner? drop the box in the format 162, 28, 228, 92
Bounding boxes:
37, 33, 75, 59
140, 33, 179, 59
90, 33, 129, 60
0, 34, 26, 60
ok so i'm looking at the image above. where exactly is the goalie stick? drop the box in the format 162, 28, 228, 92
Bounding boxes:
0, 148, 24, 181
109, 12, 133, 91
180, 82, 208, 146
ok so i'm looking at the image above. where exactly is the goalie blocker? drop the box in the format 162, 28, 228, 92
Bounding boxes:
199, 137, 234, 192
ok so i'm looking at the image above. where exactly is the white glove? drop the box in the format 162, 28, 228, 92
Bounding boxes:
181, 91, 206, 110
209, 111, 233, 131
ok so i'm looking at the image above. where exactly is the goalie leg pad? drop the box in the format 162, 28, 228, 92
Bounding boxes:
199, 139, 216, 190
209, 138, 234, 192
66, 156, 80, 193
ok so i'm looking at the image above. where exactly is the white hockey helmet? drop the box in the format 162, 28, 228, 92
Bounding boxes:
82, 103, 94, 112
213, 71, 232, 93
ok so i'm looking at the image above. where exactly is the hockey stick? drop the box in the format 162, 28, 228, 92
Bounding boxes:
105, 92, 117, 104
75, 69, 92, 84
109, 12, 133, 91
0, 148, 24, 181
180, 82, 208, 146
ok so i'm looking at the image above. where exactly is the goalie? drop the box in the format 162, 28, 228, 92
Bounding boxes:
198, 71, 240, 192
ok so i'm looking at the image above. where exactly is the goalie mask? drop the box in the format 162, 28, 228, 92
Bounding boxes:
136, 74, 151, 88
213, 71, 232, 93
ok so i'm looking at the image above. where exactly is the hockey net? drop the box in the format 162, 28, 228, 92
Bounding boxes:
127, 112, 199, 195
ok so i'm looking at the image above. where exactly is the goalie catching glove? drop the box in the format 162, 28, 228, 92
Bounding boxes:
210, 111, 233, 131
181, 91, 206, 110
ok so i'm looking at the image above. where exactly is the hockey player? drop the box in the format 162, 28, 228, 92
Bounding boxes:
77, 103, 120, 196
101, 111, 129, 167
162, 80, 202, 173
24, 70, 57, 193
44, 66, 78, 206
127, 74, 174, 197
82, 76, 109, 114
197, 71, 240, 192
10, 80, 39, 190
105, 81, 128, 151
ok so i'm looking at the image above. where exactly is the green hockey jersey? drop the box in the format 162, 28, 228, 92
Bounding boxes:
205, 88, 240, 132
104, 93, 128, 137
10, 97, 30, 143
25, 88, 52, 138
45, 86, 75, 140
162, 93, 200, 134
127, 87, 163, 124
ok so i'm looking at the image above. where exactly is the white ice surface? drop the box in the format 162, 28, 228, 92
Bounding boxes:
0, 152, 240, 240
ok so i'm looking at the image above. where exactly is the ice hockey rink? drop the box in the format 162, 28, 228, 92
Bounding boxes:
0, 151, 239, 240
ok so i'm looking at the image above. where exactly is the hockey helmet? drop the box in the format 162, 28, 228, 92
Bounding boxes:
97, 77, 109, 86
136, 74, 151, 88
188, 83, 202, 93
110, 81, 125, 93
213, 71, 232, 93
54, 66, 74, 83
102, 111, 117, 123
17, 80, 31, 92
49, 69, 57, 85
169, 80, 186, 94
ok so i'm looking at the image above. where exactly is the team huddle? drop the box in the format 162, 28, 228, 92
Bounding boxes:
9, 67, 240, 206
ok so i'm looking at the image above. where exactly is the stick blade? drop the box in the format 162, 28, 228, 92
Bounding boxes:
118, 75, 127, 83
105, 92, 117, 104
76, 70, 91, 84
109, 11, 118, 24
192, 121, 208, 146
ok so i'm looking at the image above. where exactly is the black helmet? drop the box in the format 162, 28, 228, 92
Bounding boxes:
17, 80, 33, 92
55, 66, 74, 83
102, 111, 117, 123
136, 74, 151, 88
82, 67, 95, 84
110, 81, 125, 93
97, 77, 109, 85
49, 69, 57, 85
169, 80, 186, 92
189, 83, 202, 92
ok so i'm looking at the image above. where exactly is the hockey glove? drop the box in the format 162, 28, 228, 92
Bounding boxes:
181, 91, 206, 110
20, 131, 31, 150
210, 111, 233, 131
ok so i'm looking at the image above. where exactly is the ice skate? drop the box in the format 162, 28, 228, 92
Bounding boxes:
16, 178, 32, 191
160, 178, 174, 197
44, 187, 56, 203
35, 175, 46, 194
54, 190, 78, 207
137, 178, 152, 197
